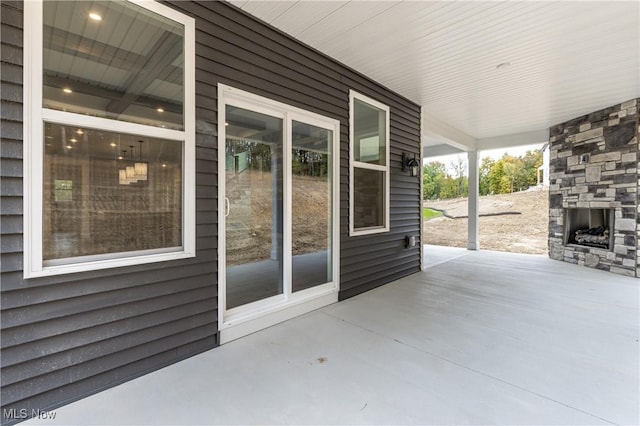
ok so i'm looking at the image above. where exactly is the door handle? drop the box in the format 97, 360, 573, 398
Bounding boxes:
224, 197, 230, 217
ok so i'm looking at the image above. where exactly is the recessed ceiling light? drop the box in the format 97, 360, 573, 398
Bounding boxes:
157, 107, 164, 113
225, 122, 229, 126
70, 138, 78, 143
63, 88, 72, 94
496, 62, 512, 70
162, 163, 167, 168
89, 12, 102, 21
76, 129, 84, 135
110, 142, 117, 147
65, 145, 72, 149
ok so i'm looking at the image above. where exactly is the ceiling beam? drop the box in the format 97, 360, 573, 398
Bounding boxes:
106, 32, 183, 115
423, 143, 465, 158
43, 74, 182, 115
44, 25, 182, 86
476, 129, 550, 151
422, 112, 476, 152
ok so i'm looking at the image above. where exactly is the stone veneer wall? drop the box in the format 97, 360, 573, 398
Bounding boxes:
548, 98, 639, 277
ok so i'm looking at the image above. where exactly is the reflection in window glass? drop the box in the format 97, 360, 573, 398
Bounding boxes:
225, 105, 284, 309
43, 1, 184, 129
43, 123, 182, 261
353, 168, 385, 229
54, 180, 73, 202
291, 121, 333, 292
353, 99, 386, 165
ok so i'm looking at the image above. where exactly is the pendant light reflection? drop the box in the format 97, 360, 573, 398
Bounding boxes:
134, 140, 148, 181
118, 169, 129, 185
118, 149, 133, 185
118, 141, 149, 185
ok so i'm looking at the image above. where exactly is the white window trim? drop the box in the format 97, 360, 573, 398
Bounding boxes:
217, 84, 340, 341
349, 90, 391, 236
23, 0, 196, 278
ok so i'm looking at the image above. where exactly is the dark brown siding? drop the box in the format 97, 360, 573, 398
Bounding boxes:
1, 1, 421, 422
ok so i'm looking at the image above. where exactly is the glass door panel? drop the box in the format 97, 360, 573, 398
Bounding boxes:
225, 106, 283, 309
291, 121, 333, 292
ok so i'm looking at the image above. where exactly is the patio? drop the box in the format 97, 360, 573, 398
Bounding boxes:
25, 246, 639, 425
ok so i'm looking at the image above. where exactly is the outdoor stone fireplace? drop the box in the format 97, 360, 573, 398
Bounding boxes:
548, 98, 639, 277
564, 208, 614, 250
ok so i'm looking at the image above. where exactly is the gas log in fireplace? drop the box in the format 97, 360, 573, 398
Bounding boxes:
564, 208, 614, 250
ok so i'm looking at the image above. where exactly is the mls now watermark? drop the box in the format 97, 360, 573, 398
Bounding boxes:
3, 409, 57, 420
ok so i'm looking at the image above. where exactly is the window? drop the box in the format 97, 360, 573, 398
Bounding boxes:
24, 0, 195, 277
349, 91, 390, 235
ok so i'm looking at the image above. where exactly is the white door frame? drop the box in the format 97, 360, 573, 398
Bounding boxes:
217, 84, 340, 344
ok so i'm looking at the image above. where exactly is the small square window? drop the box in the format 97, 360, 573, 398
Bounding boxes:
53, 180, 73, 202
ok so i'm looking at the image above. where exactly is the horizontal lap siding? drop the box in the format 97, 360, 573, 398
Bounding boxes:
0, 2, 217, 423
167, 1, 422, 301
1, 0, 421, 421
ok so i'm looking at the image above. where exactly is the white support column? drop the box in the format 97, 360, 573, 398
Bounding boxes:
467, 150, 480, 250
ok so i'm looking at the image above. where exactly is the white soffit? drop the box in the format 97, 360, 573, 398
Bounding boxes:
230, 0, 640, 151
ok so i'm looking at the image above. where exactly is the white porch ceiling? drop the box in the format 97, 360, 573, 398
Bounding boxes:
229, 0, 639, 155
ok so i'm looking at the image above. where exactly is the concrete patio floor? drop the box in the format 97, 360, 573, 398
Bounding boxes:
25, 246, 639, 425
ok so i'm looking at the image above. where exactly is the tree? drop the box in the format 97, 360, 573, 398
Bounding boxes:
521, 150, 543, 187
422, 161, 447, 200
483, 149, 543, 194
479, 157, 494, 195
439, 176, 460, 199
450, 155, 468, 198
502, 156, 520, 193
423, 148, 542, 200
486, 158, 508, 194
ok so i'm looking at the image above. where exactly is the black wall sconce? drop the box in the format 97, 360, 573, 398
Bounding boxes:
402, 152, 420, 177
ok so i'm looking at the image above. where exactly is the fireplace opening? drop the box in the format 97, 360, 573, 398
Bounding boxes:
564, 208, 614, 250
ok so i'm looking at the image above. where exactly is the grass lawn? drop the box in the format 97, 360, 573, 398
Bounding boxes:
423, 208, 443, 220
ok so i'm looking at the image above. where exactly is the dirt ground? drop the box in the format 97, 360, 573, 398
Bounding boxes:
423, 189, 549, 255
226, 171, 330, 265
228, 171, 549, 260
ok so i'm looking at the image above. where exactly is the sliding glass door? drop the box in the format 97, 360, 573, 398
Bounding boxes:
224, 106, 283, 309
291, 121, 333, 292
219, 86, 339, 335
